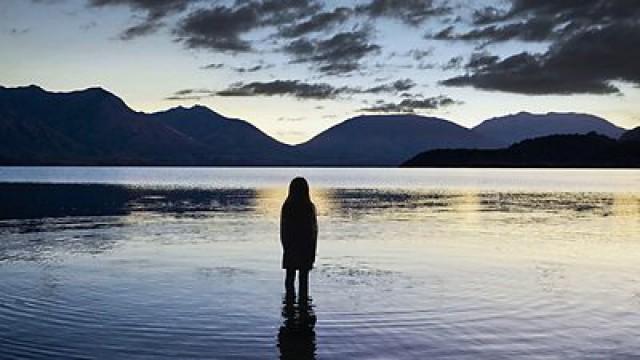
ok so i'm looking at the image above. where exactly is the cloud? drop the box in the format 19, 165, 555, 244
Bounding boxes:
277, 116, 305, 121
279, 6, 352, 38
284, 30, 380, 74
216, 80, 341, 99
232, 63, 275, 73
442, 56, 463, 70
466, 52, 499, 69
88, 0, 192, 18
165, 88, 214, 100
118, 20, 163, 40
355, 0, 451, 25
363, 79, 416, 93
360, 95, 458, 113
430, 0, 640, 46
255, 0, 322, 25
167, 78, 417, 100
441, 23, 640, 95
88, 0, 196, 39
431, 18, 557, 43
430, 1, 640, 95
200, 61, 275, 73
472, 6, 507, 25
506, 0, 640, 24
407, 49, 433, 61
32, 0, 194, 38
201, 63, 224, 70
174, 0, 320, 52
173, 5, 258, 52
173, 88, 209, 95
33, 0, 640, 100
8, 28, 31, 35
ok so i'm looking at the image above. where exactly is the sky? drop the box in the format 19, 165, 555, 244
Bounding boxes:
1, 0, 639, 144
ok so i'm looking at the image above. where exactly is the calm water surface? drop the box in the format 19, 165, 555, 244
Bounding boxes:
0, 167, 639, 359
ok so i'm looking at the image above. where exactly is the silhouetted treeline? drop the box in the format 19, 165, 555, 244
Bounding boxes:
403, 132, 640, 168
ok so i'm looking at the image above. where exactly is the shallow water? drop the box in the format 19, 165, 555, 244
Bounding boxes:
0, 167, 639, 359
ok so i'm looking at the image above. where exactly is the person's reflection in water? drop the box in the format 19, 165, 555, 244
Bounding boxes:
277, 294, 317, 359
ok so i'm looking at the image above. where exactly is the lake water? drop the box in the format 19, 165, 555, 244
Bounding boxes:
0, 167, 639, 359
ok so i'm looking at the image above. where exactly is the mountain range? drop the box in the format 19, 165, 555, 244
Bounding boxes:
0, 85, 634, 166
0, 85, 294, 165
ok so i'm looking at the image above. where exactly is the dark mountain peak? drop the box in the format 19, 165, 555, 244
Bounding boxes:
0, 84, 294, 166
0, 84, 131, 116
81, 86, 111, 94
68, 87, 132, 113
170, 104, 212, 113
333, 114, 461, 133
547, 111, 576, 116
298, 113, 498, 166
473, 111, 625, 145
161, 104, 189, 113
189, 104, 213, 112
69, 86, 118, 99
347, 114, 444, 123
156, 104, 227, 122
0, 84, 46, 94
620, 126, 640, 143
23, 84, 46, 92
1, 85, 116, 100
498, 111, 610, 122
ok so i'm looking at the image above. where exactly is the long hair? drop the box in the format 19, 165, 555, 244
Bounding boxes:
285, 177, 312, 205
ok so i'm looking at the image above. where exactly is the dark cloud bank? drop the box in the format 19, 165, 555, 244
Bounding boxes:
361, 95, 458, 113
167, 78, 459, 113
88, 0, 198, 40
32, 0, 640, 100
436, 0, 640, 95
168, 78, 417, 100
283, 29, 381, 75
78, 0, 451, 75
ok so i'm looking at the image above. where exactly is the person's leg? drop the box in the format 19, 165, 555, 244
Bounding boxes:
285, 269, 296, 296
299, 269, 309, 299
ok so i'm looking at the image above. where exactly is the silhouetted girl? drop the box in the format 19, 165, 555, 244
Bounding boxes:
281, 177, 318, 298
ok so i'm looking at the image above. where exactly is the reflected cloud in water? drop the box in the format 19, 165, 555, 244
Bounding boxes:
1, 183, 638, 263
319, 189, 639, 220
325, 189, 456, 219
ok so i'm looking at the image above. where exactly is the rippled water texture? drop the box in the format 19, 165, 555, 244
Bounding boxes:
0, 167, 639, 359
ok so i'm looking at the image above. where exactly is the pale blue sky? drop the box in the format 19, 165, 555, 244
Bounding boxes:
1, 0, 638, 144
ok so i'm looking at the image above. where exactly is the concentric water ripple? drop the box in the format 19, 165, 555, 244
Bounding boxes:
1, 169, 640, 359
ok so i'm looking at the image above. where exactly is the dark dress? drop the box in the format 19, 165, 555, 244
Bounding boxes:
280, 200, 317, 270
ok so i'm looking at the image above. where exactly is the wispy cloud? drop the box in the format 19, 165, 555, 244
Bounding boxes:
360, 95, 459, 113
